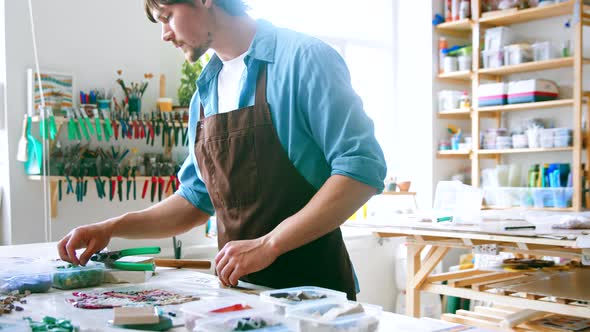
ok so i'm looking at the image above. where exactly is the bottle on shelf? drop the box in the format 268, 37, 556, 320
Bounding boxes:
459, 0, 470, 20
459, 91, 471, 109
445, 0, 453, 22
562, 19, 571, 57
439, 37, 448, 74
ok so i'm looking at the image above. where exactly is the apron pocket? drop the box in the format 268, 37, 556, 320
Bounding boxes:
204, 132, 259, 207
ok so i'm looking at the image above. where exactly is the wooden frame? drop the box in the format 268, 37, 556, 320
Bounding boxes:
27, 69, 75, 117
374, 225, 590, 321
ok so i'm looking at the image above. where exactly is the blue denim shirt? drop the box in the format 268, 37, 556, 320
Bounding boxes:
177, 19, 387, 217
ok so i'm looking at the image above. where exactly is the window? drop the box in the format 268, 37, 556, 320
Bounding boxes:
246, 0, 396, 168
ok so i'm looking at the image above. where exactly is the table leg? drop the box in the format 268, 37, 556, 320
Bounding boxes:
406, 243, 424, 317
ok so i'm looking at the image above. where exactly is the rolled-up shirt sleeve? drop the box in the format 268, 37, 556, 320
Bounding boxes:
175, 92, 215, 216
298, 43, 387, 192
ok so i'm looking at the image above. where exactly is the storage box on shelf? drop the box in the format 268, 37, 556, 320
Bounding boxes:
466, 0, 590, 212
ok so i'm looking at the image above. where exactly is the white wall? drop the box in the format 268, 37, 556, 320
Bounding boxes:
1, 0, 210, 249
393, 1, 435, 208
0, 1, 10, 245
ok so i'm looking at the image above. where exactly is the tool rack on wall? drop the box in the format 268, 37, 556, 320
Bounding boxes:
29, 114, 189, 217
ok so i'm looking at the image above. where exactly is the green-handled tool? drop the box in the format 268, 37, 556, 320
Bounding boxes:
80, 107, 95, 136
47, 107, 57, 140
90, 246, 161, 271
66, 109, 80, 141
101, 109, 113, 141
74, 108, 90, 140
92, 108, 103, 141
39, 106, 57, 140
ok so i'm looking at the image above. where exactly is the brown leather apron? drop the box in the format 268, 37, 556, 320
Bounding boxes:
194, 63, 356, 300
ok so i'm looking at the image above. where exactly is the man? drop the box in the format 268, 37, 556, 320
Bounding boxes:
58, 0, 386, 300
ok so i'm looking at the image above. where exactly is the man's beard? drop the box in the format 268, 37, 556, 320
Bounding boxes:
186, 32, 212, 63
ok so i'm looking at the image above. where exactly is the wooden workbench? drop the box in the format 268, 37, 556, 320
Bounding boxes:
346, 216, 590, 327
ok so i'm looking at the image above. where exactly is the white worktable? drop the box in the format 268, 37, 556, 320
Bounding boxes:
0, 242, 479, 331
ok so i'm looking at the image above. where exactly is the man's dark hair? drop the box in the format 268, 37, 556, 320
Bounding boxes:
145, 0, 248, 22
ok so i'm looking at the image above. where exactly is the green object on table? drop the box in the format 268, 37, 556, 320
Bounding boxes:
90, 246, 161, 271
24, 316, 77, 332
52, 264, 104, 290
113, 315, 172, 331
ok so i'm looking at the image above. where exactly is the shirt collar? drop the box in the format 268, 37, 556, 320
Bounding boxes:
197, 19, 276, 87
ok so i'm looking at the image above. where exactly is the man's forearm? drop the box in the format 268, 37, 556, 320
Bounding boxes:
264, 175, 377, 256
106, 194, 210, 239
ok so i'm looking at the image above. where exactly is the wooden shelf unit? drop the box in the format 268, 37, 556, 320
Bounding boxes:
478, 0, 589, 26
478, 57, 589, 76
437, 150, 471, 159
437, 70, 472, 81
477, 99, 575, 113
435, 19, 473, 31
435, 0, 588, 212
437, 108, 471, 119
477, 147, 574, 155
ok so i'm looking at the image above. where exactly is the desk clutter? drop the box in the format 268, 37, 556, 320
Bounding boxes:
0, 261, 383, 332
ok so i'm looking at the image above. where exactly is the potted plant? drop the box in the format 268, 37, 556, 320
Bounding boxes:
177, 54, 211, 108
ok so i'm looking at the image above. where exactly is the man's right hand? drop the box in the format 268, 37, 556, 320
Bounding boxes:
57, 221, 114, 266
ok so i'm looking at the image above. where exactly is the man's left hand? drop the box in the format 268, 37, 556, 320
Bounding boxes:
215, 236, 280, 287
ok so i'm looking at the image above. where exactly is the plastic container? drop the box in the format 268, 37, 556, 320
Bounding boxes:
531, 41, 556, 61
512, 134, 528, 148
260, 286, 347, 315
484, 26, 515, 51
443, 56, 458, 73
526, 127, 541, 148
0, 318, 30, 332
532, 188, 555, 208
503, 44, 533, 66
481, 49, 504, 68
496, 136, 512, 149
478, 83, 508, 106
553, 187, 573, 208
507, 79, 559, 104
287, 301, 381, 332
458, 55, 472, 71
195, 310, 297, 332
554, 135, 572, 148
0, 258, 53, 294
438, 90, 463, 111
181, 297, 274, 332
553, 128, 572, 136
51, 263, 105, 290
540, 136, 554, 148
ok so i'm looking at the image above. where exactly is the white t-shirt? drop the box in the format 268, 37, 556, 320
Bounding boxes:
217, 51, 247, 113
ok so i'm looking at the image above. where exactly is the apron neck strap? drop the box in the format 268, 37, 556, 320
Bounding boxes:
199, 62, 268, 120
255, 62, 268, 105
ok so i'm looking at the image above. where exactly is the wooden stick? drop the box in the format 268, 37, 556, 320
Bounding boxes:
153, 259, 211, 269
159, 74, 166, 98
